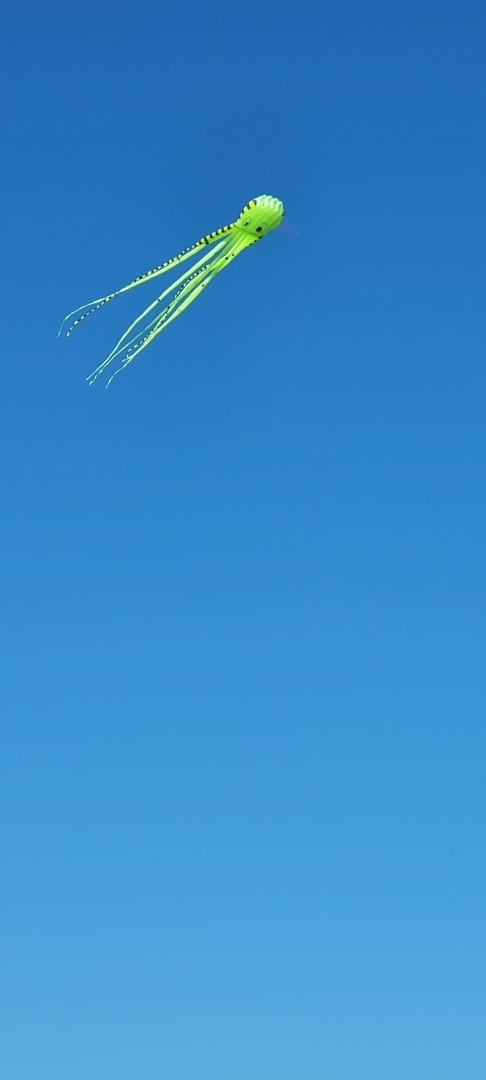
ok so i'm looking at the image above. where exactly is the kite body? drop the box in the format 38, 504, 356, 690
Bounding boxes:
58, 194, 284, 386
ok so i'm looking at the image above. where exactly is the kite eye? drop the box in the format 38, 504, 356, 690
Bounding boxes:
256, 226, 262, 233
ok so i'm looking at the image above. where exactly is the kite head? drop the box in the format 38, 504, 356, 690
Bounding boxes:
236, 194, 284, 237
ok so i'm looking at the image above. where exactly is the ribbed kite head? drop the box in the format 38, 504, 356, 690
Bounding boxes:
236, 195, 284, 237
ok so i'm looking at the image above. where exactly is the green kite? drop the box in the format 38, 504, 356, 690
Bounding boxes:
59, 195, 284, 387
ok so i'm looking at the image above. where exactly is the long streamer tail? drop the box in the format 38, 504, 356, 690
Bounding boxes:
91, 261, 223, 383
57, 220, 236, 339
85, 236, 232, 384
87, 233, 252, 387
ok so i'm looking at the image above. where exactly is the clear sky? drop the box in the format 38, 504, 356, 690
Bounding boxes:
1, 3, 485, 1078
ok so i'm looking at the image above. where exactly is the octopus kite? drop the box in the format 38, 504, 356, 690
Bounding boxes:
58, 194, 284, 387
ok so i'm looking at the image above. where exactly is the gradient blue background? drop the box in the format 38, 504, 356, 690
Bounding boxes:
1, 3, 485, 1078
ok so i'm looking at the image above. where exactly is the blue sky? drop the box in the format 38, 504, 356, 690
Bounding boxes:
1, 2, 485, 1078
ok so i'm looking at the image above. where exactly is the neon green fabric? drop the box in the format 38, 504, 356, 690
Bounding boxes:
59, 195, 284, 386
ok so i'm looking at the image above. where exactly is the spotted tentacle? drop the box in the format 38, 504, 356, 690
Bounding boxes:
89, 232, 253, 387
57, 220, 236, 339
86, 235, 235, 385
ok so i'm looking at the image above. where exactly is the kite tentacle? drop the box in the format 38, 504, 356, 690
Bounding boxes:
102, 233, 253, 387
104, 271, 220, 388
104, 259, 227, 369
85, 235, 237, 385
88, 234, 248, 386
87, 259, 219, 386
57, 221, 236, 339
